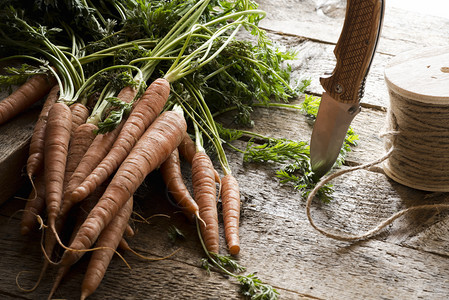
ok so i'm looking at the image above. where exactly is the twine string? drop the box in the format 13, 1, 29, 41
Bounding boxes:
306, 148, 449, 242
306, 89, 449, 242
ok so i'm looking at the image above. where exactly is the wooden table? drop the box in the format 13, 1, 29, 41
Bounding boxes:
1, 1, 449, 299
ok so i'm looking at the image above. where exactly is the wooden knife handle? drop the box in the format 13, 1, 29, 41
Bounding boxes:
320, 0, 384, 104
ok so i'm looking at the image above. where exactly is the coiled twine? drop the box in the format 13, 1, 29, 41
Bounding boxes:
383, 47, 449, 191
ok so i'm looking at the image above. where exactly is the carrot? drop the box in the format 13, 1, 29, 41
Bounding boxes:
20, 170, 46, 235
68, 85, 139, 203
69, 103, 90, 136
61, 107, 187, 267
178, 133, 197, 164
52, 122, 98, 238
80, 196, 133, 300
41, 124, 99, 271
47, 187, 102, 300
26, 84, 60, 178
0, 73, 56, 125
72, 78, 170, 203
160, 148, 200, 219
178, 133, 221, 183
124, 224, 135, 238
67, 125, 121, 206
63, 123, 98, 193
221, 174, 241, 255
191, 151, 219, 254
44, 102, 72, 229
118, 238, 131, 252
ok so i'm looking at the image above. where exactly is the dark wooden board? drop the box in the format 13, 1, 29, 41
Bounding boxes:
0, 98, 39, 205
2, 1, 449, 299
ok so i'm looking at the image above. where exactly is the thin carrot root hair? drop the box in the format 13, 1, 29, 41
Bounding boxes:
20, 176, 37, 203
18, 206, 44, 235
38, 226, 60, 266
124, 244, 181, 261
17, 223, 52, 292
130, 212, 171, 224
196, 212, 207, 228
43, 221, 131, 270
15, 269, 46, 293
44, 232, 132, 270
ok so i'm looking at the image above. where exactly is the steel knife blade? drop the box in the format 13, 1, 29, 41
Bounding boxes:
310, 0, 385, 179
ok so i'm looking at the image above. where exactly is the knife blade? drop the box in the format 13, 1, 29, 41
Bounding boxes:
310, 0, 385, 179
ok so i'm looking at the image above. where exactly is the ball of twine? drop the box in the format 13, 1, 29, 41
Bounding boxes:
383, 89, 449, 192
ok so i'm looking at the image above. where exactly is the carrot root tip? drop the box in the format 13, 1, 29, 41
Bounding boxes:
228, 245, 240, 256
196, 213, 207, 228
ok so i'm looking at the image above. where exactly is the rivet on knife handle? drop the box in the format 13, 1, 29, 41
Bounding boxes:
320, 0, 385, 104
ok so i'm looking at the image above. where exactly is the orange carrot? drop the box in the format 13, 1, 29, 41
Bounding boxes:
178, 133, 197, 164
67, 125, 120, 205
50, 122, 98, 242
42, 123, 99, 270
221, 174, 241, 255
68, 85, 139, 203
72, 78, 170, 203
160, 148, 199, 219
191, 151, 219, 254
26, 84, 60, 178
178, 133, 221, 183
61, 108, 187, 267
118, 238, 131, 252
47, 186, 102, 300
80, 196, 133, 300
0, 73, 56, 125
20, 170, 46, 235
69, 103, 90, 136
44, 102, 72, 229
124, 224, 135, 238
63, 123, 98, 193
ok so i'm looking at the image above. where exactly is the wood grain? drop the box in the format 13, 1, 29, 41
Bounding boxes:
385, 46, 449, 104
0, 100, 39, 205
2, 1, 449, 299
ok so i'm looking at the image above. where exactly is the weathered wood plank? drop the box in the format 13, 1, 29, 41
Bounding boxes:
217, 95, 387, 166
3, 145, 449, 299
0, 174, 313, 300
2, 1, 449, 300
258, 0, 449, 55
0, 99, 39, 205
226, 143, 449, 299
283, 39, 393, 108
260, 0, 449, 108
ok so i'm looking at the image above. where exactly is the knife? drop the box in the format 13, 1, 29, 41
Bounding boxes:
310, 0, 385, 179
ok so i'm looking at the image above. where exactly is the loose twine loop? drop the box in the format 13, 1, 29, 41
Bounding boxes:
306, 89, 449, 242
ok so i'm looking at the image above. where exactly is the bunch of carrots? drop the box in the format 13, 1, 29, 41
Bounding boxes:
0, 0, 299, 299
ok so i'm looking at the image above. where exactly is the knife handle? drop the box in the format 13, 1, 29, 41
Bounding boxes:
320, 0, 384, 104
